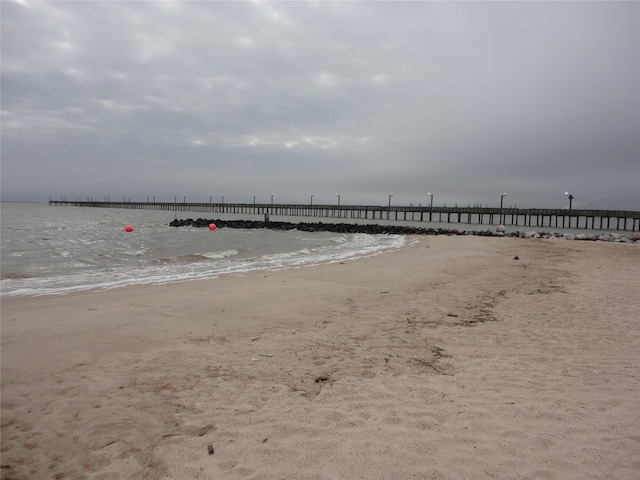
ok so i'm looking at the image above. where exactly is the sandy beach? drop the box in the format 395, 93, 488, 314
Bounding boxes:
1, 235, 639, 480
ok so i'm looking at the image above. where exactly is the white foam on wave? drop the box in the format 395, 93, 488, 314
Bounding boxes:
261, 248, 311, 261
201, 249, 239, 260
122, 249, 146, 256
243, 233, 406, 272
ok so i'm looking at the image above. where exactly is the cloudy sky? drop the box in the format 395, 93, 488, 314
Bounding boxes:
2, 1, 638, 210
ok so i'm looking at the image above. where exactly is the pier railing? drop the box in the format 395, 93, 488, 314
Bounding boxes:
48, 200, 640, 231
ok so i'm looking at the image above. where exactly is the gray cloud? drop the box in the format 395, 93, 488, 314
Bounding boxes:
2, 0, 638, 210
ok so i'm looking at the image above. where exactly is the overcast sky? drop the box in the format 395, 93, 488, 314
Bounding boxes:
2, 1, 638, 210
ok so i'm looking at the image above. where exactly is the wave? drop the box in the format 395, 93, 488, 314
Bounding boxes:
1, 273, 34, 280
151, 249, 239, 265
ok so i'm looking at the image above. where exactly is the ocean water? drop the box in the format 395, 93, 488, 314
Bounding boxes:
3, 202, 632, 297
0, 203, 406, 297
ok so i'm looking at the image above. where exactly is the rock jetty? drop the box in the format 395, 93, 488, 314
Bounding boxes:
168, 218, 639, 243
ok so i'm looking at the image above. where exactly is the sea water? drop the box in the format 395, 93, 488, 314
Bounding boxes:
0, 203, 406, 297
3, 202, 628, 297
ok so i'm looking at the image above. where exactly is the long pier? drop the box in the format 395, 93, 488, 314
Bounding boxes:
48, 200, 640, 232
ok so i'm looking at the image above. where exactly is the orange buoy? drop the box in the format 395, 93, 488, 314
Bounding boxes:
125, 225, 134, 232
209, 223, 217, 231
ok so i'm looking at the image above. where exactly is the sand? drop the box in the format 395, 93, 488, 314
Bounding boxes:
1, 235, 639, 480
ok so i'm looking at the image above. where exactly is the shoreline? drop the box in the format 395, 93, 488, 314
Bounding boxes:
2, 236, 639, 479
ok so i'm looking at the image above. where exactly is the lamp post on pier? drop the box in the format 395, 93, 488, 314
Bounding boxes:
564, 191, 573, 210
500, 192, 507, 224
271, 193, 274, 205
253, 195, 257, 205
388, 193, 394, 220
564, 191, 574, 228
427, 192, 434, 222
310, 194, 315, 205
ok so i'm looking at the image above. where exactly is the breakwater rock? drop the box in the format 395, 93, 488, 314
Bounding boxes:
169, 218, 461, 235
168, 218, 639, 243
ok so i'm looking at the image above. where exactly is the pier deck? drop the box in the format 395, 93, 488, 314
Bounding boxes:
48, 200, 640, 232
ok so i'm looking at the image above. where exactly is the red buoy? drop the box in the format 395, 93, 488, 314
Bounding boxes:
125, 225, 134, 232
209, 223, 217, 231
